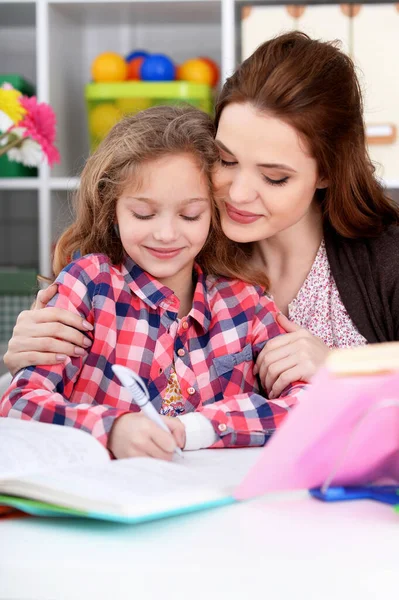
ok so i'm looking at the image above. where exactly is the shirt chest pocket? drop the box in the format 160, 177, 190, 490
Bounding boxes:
212, 343, 254, 397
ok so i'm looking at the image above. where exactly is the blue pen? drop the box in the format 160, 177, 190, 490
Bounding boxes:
112, 364, 184, 458
310, 485, 399, 506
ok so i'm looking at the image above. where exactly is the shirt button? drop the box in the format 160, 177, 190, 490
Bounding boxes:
187, 387, 196, 395
177, 348, 185, 357
218, 423, 227, 432
181, 320, 189, 330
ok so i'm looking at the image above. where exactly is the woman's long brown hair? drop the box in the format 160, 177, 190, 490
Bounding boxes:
215, 31, 399, 238
54, 105, 268, 288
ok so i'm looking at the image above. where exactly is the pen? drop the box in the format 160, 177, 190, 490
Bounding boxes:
111, 364, 184, 458
310, 485, 399, 506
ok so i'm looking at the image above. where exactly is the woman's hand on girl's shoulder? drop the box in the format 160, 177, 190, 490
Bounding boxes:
4, 283, 93, 376
254, 313, 330, 398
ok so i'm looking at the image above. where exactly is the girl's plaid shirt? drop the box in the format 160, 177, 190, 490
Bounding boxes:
0, 254, 306, 449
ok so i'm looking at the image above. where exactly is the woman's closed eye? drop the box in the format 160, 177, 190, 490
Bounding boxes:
220, 156, 289, 186
263, 175, 289, 186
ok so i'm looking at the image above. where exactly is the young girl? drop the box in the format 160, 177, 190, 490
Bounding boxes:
0, 105, 305, 461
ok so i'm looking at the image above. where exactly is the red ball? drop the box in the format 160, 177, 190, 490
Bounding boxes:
198, 57, 220, 87
126, 56, 145, 80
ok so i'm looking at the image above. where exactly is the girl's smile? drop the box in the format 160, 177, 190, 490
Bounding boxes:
144, 246, 185, 260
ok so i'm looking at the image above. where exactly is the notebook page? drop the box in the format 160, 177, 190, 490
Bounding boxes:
0, 449, 260, 516
0, 418, 110, 480
180, 448, 262, 487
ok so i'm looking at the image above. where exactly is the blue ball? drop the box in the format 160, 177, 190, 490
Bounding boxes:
125, 50, 149, 63
140, 54, 176, 81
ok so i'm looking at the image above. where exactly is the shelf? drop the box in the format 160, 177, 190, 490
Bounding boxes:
48, 1, 222, 178
48, 1, 221, 26
0, 177, 81, 191
2, 0, 397, 279
50, 177, 80, 190
0, 178, 40, 190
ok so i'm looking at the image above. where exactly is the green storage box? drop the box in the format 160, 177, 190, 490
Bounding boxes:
85, 81, 214, 152
0, 74, 35, 96
0, 268, 38, 342
0, 74, 37, 178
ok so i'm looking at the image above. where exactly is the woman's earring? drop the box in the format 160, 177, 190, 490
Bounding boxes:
114, 223, 120, 238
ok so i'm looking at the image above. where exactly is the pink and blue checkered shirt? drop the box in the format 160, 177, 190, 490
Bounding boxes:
0, 254, 305, 449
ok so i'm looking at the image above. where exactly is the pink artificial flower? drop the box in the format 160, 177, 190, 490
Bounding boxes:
18, 95, 60, 166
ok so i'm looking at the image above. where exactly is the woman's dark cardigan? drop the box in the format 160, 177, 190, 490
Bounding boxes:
324, 224, 399, 343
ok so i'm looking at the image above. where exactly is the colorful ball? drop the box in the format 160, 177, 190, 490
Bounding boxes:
178, 58, 214, 86
198, 57, 220, 87
141, 54, 176, 82
125, 50, 149, 63
91, 52, 127, 82
116, 97, 151, 114
126, 56, 145, 80
89, 103, 122, 139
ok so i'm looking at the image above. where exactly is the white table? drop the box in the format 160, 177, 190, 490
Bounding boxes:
1, 484, 398, 600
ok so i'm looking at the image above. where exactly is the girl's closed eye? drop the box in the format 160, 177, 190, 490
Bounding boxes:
131, 211, 154, 220
220, 157, 237, 168
131, 210, 202, 221
181, 214, 201, 221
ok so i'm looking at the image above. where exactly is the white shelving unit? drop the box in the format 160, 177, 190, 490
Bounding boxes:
1, 0, 237, 276
1, 0, 398, 276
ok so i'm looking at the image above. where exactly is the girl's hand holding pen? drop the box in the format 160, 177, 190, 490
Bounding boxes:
108, 412, 186, 461
111, 364, 185, 459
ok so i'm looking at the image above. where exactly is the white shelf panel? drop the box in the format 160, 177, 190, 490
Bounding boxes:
50, 177, 80, 190
48, 1, 220, 26
0, 178, 40, 190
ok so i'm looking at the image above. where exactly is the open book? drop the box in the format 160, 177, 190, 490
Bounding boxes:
0, 418, 261, 523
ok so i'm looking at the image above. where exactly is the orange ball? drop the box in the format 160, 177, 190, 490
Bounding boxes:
126, 56, 145, 80
198, 57, 220, 87
177, 58, 214, 86
91, 52, 127, 83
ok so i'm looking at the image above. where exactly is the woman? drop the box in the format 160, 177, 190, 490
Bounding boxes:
4, 31, 399, 399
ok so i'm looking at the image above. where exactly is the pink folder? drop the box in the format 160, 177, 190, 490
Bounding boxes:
235, 368, 399, 500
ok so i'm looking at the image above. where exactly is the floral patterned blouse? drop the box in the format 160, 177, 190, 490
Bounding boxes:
288, 240, 367, 349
